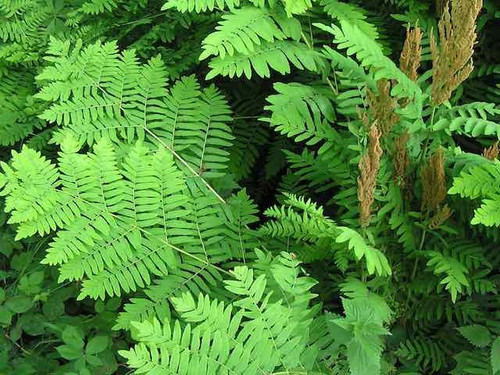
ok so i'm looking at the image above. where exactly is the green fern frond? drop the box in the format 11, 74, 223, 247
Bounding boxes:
261, 194, 391, 276
335, 227, 392, 277
228, 118, 269, 180
397, 338, 447, 373
316, 20, 422, 115
282, 0, 312, 16
285, 147, 352, 194
162, 0, 240, 12
0, 146, 60, 225
121, 258, 322, 374
0, 71, 42, 146
433, 103, 500, 139
320, 0, 379, 40
179, 85, 234, 178
449, 161, 500, 200
450, 161, 500, 227
425, 250, 470, 302
263, 82, 337, 154
206, 40, 324, 79
115, 262, 224, 330
199, 6, 301, 60
79, 0, 119, 14
37, 40, 235, 179
261, 194, 335, 241
451, 350, 490, 375
0, 137, 241, 300
0, 0, 49, 44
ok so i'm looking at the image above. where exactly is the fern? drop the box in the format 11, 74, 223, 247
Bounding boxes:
281, 0, 312, 16
79, 0, 119, 14
450, 161, 500, 227
115, 262, 224, 330
120, 255, 323, 374
263, 82, 337, 154
0, 0, 49, 44
397, 338, 447, 372
229, 118, 269, 179
320, 0, 379, 40
0, 138, 241, 300
261, 193, 391, 276
37, 40, 234, 178
425, 250, 470, 303
162, 0, 241, 12
433, 102, 500, 139
199, 6, 301, 60
0, 70, 43, 145
206, 40, 324, 79
0, 0, 499, 373
315, 21, 422, 114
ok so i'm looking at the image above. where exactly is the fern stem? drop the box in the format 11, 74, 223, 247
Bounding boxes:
411, 229, 427, 280
139, 225, 234, 277
4, 333, 30, 355
301, 31, 338, 96
300, 32, 313, 50
430, 106, 437, 128
143, 126, 227, 204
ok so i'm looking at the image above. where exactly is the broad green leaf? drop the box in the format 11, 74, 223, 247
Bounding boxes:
62, 326, 85, 349
86, 336, 108, 355
5, 295, 33, 313
57, 344, 83, 360
0, 306, 12, 326
86, 354, 104, 366
457, 325, 491, 348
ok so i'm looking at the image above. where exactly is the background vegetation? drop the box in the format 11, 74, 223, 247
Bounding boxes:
0, 0, 499, 374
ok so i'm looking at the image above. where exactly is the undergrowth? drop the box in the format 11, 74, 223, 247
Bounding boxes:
0, 0, 499, 374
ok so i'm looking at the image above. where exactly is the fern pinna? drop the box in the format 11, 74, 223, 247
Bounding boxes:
0, 0, 499, 374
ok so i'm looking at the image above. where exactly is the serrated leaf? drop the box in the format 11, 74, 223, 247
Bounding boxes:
457, 324, 491, 348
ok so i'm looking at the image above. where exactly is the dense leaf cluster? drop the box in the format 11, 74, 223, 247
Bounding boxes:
0, 0, 499, 374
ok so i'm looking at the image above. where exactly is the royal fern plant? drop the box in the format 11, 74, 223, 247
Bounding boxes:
0, 0, 499, 374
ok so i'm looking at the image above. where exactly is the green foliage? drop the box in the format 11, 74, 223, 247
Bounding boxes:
120, 256, 324, 374
0, 0, 499, 373
433, 103, 500, 138
457, 324, 491, 348
206, 40, 324, 79
450, 161, 500, 226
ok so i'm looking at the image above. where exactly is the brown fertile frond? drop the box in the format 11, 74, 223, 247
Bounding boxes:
431, 0, 483, 105
436, 0, 449, 17
421, 148, 447, 213
367, 80, 400, 136
429, 204, 452, 229
482, 141, 499, 160
393, 132, 410, 188
357, 108, 371, 129
400, 26, 422, 82
358, 124, 383, 227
